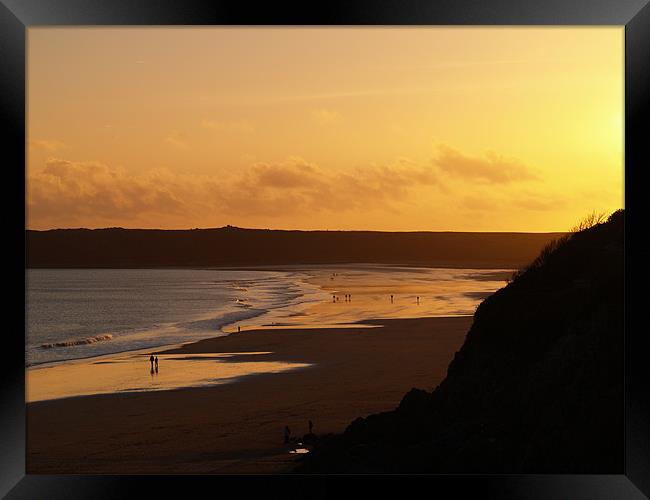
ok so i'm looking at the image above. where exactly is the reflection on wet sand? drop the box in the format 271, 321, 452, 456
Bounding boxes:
27, 351, 311, 402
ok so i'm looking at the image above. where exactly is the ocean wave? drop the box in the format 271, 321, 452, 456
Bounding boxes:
40, 334, 114, 349
178, 308, 268, 332
29, 270, 320, 365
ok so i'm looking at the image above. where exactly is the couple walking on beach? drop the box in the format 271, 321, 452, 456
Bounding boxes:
149, 354, 159, 373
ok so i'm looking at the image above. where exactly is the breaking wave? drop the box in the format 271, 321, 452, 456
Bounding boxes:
41, 334, 114, 349
27, 269, 327, 366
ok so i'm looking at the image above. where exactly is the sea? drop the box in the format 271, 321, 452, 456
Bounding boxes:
26, 266, 510, 367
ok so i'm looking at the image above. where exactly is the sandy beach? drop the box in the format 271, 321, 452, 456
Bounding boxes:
27, 315, 472, 474
19, 25, 624, 486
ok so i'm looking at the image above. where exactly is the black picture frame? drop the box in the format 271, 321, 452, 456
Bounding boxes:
2, 0, 649, 497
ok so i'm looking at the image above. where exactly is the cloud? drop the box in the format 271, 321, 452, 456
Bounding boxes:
249, 158, 321, 189
272, 87, 439, 103
220, 157, 440, 216
27, 156, 441, 227
432, 144, 538, 183
311, 108, 341, 124
462, 190, 565, 213
29, 139, 67, 152
512, 195, 565, 211
201, 119, 223, 131
165, 131, 189, 149
26, 144, 557, 229
201, 119, 254, 133
28, 159, 187, 226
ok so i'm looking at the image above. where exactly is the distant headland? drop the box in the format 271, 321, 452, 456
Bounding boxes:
26, 226, 564, 269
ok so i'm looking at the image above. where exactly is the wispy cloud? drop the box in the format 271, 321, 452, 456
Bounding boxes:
311, 108, 341, 124
164, 131, 189, 149
367, 59, 542, 73
272, 87, 437, 103
461, 189, 565, 213
432, 144, 539, 183
201, 119, 254, 133
29, 139, 67, 152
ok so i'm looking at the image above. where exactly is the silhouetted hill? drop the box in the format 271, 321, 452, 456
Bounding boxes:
297, 209, 624, 473
26, 227, 563, 269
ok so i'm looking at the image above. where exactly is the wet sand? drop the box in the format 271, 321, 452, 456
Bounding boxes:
220, 266, 507, 333
27, 316, 472, 474
27, 351, 313, 402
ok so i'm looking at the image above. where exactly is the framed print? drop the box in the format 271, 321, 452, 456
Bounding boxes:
2, 0, 649, 498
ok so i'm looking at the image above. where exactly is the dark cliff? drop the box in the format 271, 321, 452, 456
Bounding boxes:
297, 209, 624, 473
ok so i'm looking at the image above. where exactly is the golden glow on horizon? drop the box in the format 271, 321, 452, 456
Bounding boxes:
27, 27, 624, 232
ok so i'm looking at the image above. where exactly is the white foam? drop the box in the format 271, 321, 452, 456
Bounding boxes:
40, 333, 114, 349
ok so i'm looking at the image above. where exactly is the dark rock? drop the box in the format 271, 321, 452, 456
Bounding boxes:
296, 210, 624, 473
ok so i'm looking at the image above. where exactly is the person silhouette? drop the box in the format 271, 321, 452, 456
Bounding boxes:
149, 354, 154, 371
390, 294, 394, 303
238, 325, 241, 333
416, 296, 420, 304
284, 425, 291, 444
308, 420, 313, 434
155, 356, 159, 373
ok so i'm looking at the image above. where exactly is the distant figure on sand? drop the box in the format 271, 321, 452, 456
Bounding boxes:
308, 420, 313, 434
284, 425, 291, 444
417, 296, 420, 304
155, 356, 159, 372
238, 325, 241, 333
149, 354, 154, 371
390, 294, 394, 303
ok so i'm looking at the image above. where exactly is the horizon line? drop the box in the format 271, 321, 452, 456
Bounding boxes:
26, 225, 568, 234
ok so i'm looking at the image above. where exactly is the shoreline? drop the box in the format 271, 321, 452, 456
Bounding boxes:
27, 263, 516, 272
26, 315, 469, 403
28, 265, 507, 370
26, 267, 326, 368
27, 315, 473, 473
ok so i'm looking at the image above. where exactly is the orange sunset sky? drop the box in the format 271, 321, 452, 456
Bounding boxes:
27, 27, 623, 232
